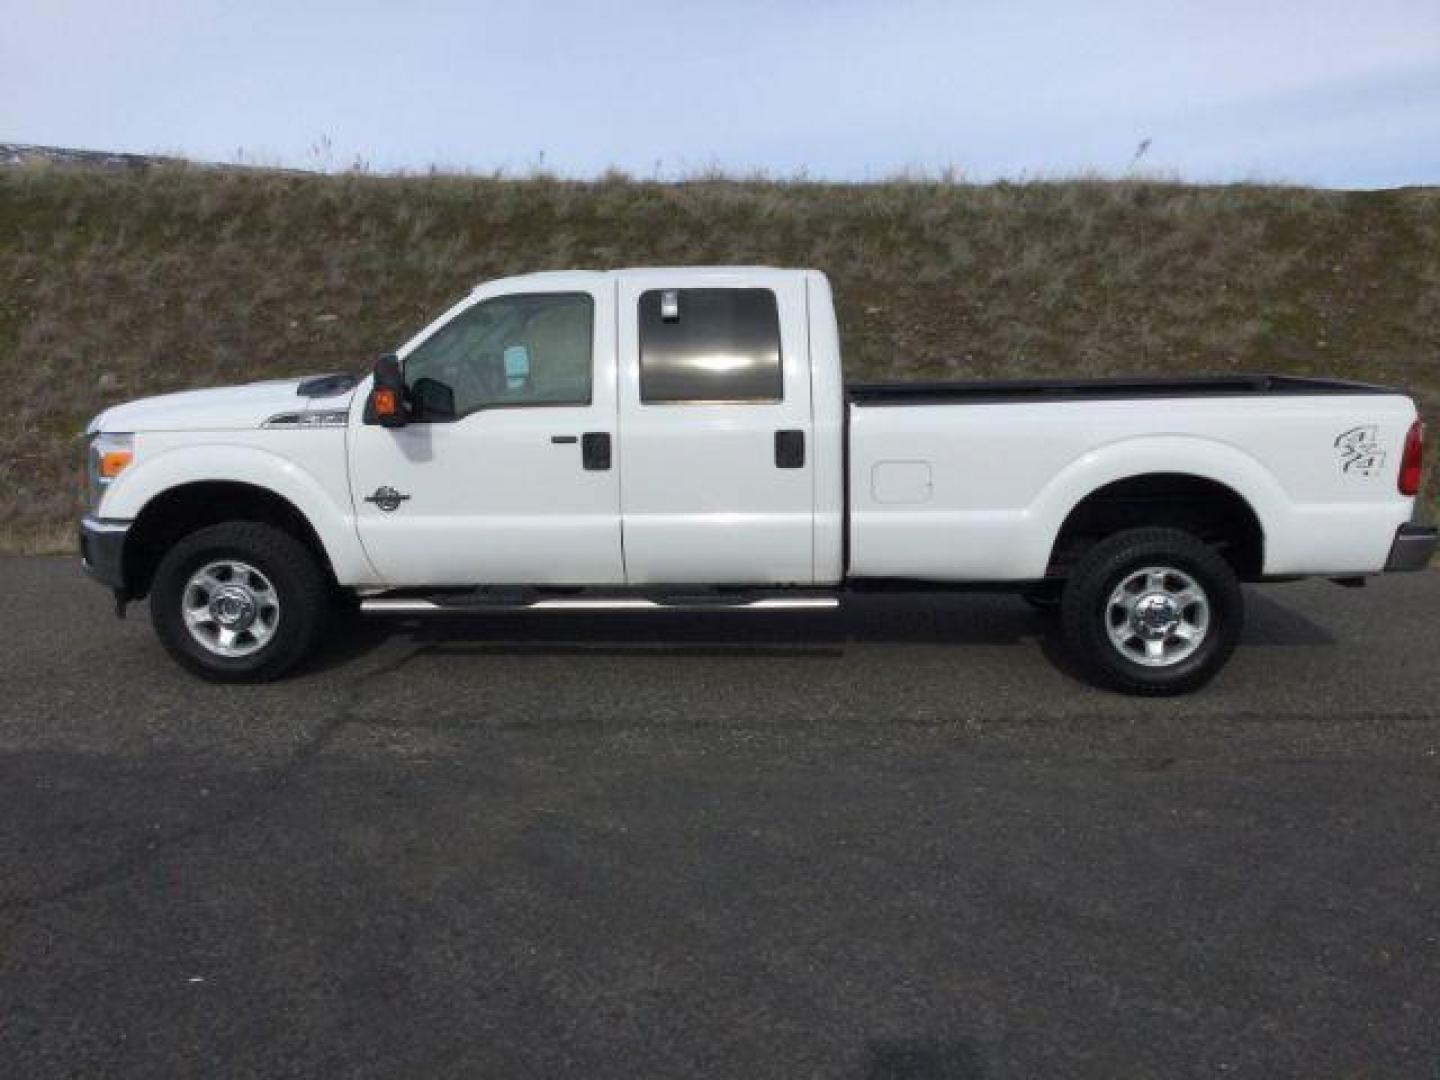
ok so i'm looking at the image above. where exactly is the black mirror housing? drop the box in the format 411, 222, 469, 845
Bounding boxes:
365, 353, 407, 428
410, 377, 456, 421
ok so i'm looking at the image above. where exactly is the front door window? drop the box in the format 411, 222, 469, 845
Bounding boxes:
403, 292, 594, 420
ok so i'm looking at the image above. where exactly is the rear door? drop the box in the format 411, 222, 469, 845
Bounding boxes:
616, 271, 814, 584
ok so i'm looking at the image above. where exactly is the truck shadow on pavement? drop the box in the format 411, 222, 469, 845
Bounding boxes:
308, 587, 1336, 681
0, 583, 1339, 917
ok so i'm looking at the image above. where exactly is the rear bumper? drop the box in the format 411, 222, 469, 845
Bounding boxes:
1384, 522, 1438, 572
79, 516, 130, 591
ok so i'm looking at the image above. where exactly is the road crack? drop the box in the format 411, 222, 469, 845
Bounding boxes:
0, 647, 425, 916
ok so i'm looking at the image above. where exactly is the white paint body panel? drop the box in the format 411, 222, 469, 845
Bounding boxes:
805, 272, 847, 584
89, 266, 1421, 592
99, 431, 380, 586
615, 268, 815, 584
94, 377, 336, 432
348, 275, 624, 586
848, 394, 1417, 579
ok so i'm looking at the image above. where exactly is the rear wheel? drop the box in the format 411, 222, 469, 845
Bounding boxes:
150, 522, 330, 682
1061, 527, 1242, 695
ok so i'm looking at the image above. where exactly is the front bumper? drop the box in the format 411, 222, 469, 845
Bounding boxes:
1384, 522, 1438, 572
79, 516, 130, 591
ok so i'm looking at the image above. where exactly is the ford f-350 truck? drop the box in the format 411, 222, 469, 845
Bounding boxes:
80, 267, 1435, 694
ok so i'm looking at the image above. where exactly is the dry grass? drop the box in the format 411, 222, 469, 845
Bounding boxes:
2, 163, 1438, 553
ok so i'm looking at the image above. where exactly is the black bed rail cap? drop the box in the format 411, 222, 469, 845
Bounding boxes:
846, 373, 1399, 405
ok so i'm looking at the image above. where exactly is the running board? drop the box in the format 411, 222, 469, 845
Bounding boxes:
360, 594, 839, 615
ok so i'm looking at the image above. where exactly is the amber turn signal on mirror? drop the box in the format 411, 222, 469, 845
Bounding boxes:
367, 353, 409, 428
372, 389, 398, 417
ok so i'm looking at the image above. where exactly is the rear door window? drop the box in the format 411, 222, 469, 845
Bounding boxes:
637, 288, 782, 403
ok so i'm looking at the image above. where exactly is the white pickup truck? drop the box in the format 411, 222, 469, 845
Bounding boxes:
81, 267, 1434, 694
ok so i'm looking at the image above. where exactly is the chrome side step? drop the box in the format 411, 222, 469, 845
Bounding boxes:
360, 595, 840, 615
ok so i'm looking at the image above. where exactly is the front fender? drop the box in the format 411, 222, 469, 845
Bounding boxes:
100, 442, 380, 586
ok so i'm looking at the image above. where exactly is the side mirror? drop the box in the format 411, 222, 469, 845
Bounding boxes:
410, 377, 455, 421
365, 353, 407, 428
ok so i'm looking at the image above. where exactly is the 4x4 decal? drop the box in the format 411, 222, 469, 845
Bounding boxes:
1334, 426, 1385, 477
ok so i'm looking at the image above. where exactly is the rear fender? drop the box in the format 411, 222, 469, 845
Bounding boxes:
1028, 435, 1286, 573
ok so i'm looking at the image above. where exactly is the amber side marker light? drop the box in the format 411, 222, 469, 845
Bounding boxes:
99, 450, 134, 478
1399, 421, 1424, 497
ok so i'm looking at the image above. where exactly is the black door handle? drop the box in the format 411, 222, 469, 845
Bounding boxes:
550, 434, 578, 444
582, 432, 611, 471
775, 429, 805, 469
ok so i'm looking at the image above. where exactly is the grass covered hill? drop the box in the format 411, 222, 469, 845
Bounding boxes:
2, 160, 1437, 552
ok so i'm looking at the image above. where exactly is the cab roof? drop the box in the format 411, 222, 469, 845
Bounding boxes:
474, 267, 821, 292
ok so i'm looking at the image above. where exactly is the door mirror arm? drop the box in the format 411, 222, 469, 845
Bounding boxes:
364, 353, 408, 428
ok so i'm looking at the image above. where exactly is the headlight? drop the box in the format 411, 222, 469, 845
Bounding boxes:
86, 432, 134, 512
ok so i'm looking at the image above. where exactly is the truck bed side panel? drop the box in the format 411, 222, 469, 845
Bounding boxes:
847, 393, 1417, 580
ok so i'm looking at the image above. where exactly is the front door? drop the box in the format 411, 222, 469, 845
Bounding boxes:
616, 271, 815, 584
349, 284, 623, 586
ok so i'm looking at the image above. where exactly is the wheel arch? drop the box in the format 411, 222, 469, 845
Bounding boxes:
1047, 473, 1265, 580
101, 442, 378, 597
1031, 436, 1282, 581
121, 480, 337, 599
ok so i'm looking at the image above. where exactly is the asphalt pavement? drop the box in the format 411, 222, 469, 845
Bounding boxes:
2, 557, 1438, 1078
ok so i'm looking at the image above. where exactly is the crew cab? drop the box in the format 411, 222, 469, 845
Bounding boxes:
80, 267, 1435, 694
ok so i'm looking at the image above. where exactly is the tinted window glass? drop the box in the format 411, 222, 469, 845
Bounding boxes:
639, 288, 781, 403
404, 292, 593, 420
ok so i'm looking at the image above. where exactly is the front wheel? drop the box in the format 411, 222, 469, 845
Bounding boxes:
1021, 583, 1063, 613
1061, 527, 1243, 696
150, 522, 330, 682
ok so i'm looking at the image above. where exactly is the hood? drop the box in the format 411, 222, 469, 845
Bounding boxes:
89, 374, 359, 434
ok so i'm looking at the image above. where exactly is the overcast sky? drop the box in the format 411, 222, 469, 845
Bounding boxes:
3, 0, 1438, 187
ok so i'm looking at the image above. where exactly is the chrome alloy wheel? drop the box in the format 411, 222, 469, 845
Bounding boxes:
1104, 565, 1210, 667
181, 560, 281, 658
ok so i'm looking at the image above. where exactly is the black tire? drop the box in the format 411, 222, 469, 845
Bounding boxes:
150, 522, 330, 683
330, 587, 363, 623
1021, 584, 1063, 613
1060, 527, 1242, 696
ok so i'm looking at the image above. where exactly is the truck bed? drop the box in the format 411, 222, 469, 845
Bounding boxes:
847, 373, 1395, 406
844, 371, 1417, 583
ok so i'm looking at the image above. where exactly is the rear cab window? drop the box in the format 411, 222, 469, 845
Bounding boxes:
638, 288, 782, 403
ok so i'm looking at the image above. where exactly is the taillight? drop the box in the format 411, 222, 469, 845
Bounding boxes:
1399, 420, 1424, 496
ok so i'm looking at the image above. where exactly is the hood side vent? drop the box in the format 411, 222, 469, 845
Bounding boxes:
297, 373, 359, 398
